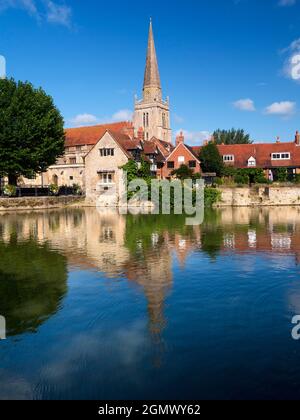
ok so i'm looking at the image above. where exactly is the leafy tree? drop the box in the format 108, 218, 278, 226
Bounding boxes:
213, 129, 252, 145
121, 160, 139, 183
138, 158, 152, 179
171, 164, 194, 180
0, 78, 65, 185
199, 142, 224, 176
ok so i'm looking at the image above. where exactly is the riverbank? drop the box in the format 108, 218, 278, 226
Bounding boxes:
217, 185, 300, 207
2, 185, 300, 211
0, 196, 85, 211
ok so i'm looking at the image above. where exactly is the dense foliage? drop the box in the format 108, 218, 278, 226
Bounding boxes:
199, 142, 224, 176
171, 164, 194, 180
0, 78, 65, 185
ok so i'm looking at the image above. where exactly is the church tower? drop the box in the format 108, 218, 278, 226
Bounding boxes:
133, 20, 172, 143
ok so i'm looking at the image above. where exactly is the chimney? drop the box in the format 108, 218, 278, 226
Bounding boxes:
295, 131, 300, 145
176, 131, 185, 146
137, 127, 145, 141
276, 136, 281, 144
121, 122, 134, 139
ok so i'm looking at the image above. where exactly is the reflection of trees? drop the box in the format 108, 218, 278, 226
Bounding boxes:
0, 238, 67, 337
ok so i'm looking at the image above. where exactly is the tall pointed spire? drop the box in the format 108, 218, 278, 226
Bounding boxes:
143, 19, 161, 100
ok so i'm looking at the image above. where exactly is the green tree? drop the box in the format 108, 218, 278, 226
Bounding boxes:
199, 142, 224, 176
171, 164, 194, 180
0, 78, 65, 185
213, 128, 252, 145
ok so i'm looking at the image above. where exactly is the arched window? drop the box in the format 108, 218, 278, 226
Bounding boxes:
146, 113, 149, 127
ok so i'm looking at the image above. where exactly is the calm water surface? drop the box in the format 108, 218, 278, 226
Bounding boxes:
1, 207, 300, 400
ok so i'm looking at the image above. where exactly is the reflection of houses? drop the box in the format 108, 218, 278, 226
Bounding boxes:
3, 207, 300, 337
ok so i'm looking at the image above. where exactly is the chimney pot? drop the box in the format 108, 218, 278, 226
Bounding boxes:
176, 131, 185, 146
296, 131, 300, 145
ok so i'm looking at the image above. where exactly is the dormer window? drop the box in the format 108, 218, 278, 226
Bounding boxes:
271, 153, 291, 160
223, 155, 235, 162
248, 156, 256, 167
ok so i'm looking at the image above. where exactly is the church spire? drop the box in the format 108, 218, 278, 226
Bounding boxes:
143, 19, 161, 101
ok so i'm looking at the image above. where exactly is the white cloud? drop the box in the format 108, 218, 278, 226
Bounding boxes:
0, 0, 39, 17
0, 0, 72, 27
45, 0, 71, 27
265, 101, 296, 116
112, 109, 133, 121
69, 109, 133, 127
69, 113, 98, 126
233, 98, 256, 112
176, 129, 211, 145
278, 0, 296, 6
281, 38, 300, 82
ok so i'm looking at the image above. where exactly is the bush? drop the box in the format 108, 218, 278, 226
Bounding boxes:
3, 184, 17, 197
276, 168, 288, 183
294, 174, 300, 184
234, 173, 249, 185
72, 183, 82, 195
214, 177, 223, 186
204, 187, 221, 207
222, 166, 237, 178
49, 184, 59, 196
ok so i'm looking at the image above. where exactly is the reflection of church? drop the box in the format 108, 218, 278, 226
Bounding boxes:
2, 207, 300, 337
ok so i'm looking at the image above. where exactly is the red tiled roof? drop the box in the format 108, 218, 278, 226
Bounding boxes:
65, 122, 132, 147
191, 142, 300, 169
108, 131, 140, 159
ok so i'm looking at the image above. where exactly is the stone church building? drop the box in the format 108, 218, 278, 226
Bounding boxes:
29, 20, 175, 203
21, 21, 300, 200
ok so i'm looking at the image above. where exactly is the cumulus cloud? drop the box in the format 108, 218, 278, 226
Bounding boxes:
176, 129, 211, 145
281, 38, 300, 82
0, 0, 72, 27
112, 109, 133, 121
265, 101, 296, 116
69, 109, 133, 127
69, 113, 98, 126
233, 98, 256, 112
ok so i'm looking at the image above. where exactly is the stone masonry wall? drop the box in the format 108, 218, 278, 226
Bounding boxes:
0, 196, 85, 212
218, 186, 300, 207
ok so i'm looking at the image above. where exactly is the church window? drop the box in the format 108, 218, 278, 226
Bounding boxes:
146, 113, 149, 127
69, 158, 76, 164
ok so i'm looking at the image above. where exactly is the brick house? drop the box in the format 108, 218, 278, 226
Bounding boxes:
162, 132, 201, 179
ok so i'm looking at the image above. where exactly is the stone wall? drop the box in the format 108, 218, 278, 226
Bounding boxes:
0, 196, 85, 212
217, 185, 300, 207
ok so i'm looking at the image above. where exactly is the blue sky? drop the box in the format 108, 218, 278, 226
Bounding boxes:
1, 0, 300, 144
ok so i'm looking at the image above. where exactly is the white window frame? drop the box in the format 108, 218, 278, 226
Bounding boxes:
223, 155, 235, 162
271, 153, 291, 160
248, 157, 256, 167
178, 156, 185, 163
100, 173, 113, 184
